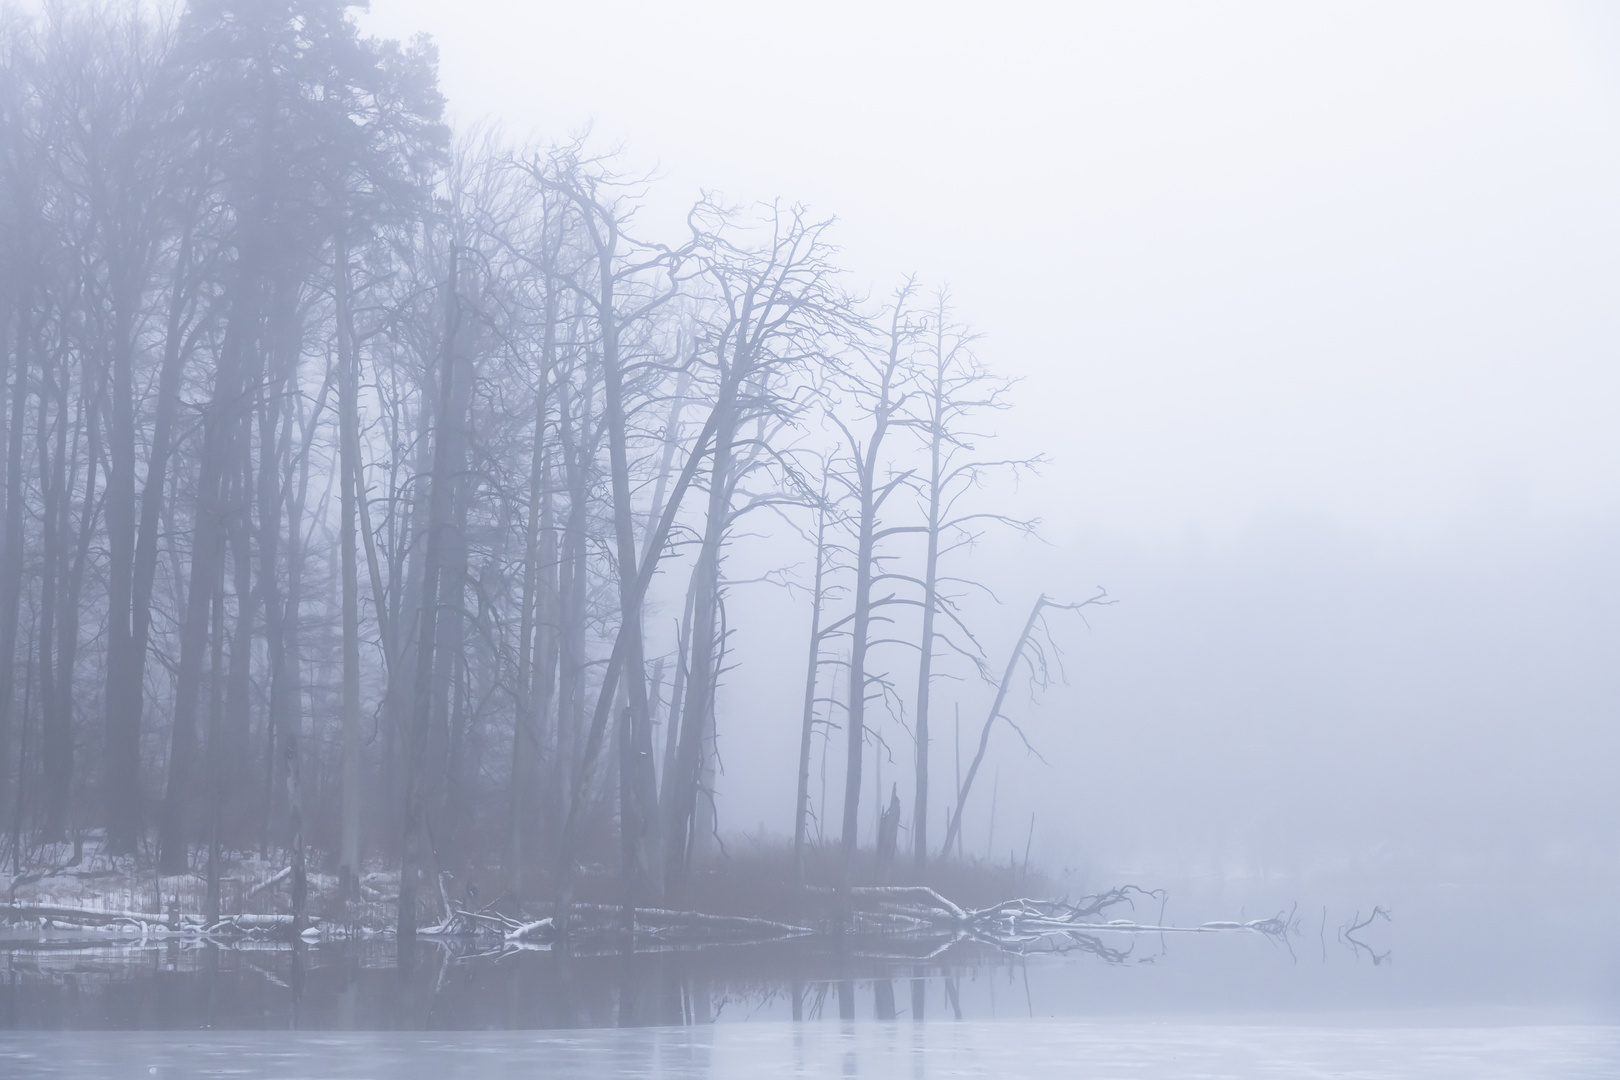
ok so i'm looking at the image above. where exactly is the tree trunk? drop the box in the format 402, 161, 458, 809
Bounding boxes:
156, 266, 260, 873
279, 375, 314, 934
204, 564, 226, 926
0, 313, 32, 830
839, 441, 881, 884
506, 296, 552, 898
35, 342, 65, 839
941, 596, 1047, 856
663, 383, 739, 889
912, 344, 945, 870
593, 248, 663, 904
104, 234, 193, 854
336, 234, 362, 899
400, 242, 466, 942
552, 399, 720, 929
793, 483, 831, 887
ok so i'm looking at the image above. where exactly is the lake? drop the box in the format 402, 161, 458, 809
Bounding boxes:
2, 881, 1616, 1077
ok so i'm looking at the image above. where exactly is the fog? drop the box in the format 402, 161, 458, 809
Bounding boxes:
368, 1, 1620, 534
363, 0, 1620, 887
1, 2, 1617, 1067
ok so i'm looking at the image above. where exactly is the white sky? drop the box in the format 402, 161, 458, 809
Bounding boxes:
363, 0, 1620, 546
351, 2, 1620, 873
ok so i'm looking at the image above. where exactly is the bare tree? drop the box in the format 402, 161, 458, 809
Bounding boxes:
792, 461, 844, 886
0, 0, 1098, 934
941, 591, 1110, 857
661, 200, 843, 893
905, 290, 1035, 870
826, 282, 923, 886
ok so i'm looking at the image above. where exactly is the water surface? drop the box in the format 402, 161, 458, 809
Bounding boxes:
3, 882, 1615, 1078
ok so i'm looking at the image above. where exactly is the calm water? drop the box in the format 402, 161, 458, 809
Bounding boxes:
1, 1023, 1616, 1079
2, 883, 1616, 1077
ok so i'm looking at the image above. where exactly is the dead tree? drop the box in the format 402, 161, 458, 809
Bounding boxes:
661, 200, 843, 893
827, 281, 923, 887
792, 459, 850, 886
502, 184, 562, 902
533, 152, 689, 905
400, 232, 468, 943
941, 591, 1110, 857
904, 290, 1035, 870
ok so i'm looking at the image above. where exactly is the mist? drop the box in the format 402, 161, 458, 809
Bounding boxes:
361, 0, 1620, 887
1, 0, 1617, 1073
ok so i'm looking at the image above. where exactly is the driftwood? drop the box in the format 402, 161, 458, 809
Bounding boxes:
1341, 905, 1393, 965
247, 867, 293, 896
3, 902, 185, 928
416, 906, 552, 943
3, 884, 1330, 962
1, 902, 322, 940
418, 902, 814, 950
827, 885, 1296, 959
835, 883, 1155, 927
205, 914, 323, 937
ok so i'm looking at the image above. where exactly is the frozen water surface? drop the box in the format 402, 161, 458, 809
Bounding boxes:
0, 1022, 1616, 1079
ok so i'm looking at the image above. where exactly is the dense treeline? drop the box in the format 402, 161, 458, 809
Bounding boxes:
0, 0, 1050, 932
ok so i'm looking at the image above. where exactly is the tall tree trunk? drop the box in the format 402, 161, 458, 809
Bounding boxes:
0, 313, 32, 828
837, 300, 912, 885
47, 364, 97, 841
336, 234, 362, 899
380, 371, 431, 861
105, 236, 193, 854
839, 447, 880, 884
223, 454, 257, 847
912, 346, 945, 871
663, 383, 738, 889
400, 242, 465, 943
531, 454, 559, 855
505, 330, 551, 898
35, 344, 64, 839
551, 397, 721, 929
429, 437, 470, 870
659, 576, 696, 829
204, 558, 227, 925
593, 251, 662, 904
279, 378, 313, 934
38, 330, 94, 841
551, 369, 588, 842
793, 483, 831, 887
157, 286, 255, 874
941, 596, 1047, 856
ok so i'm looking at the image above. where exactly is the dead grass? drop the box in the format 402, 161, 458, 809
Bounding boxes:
500, 837, 1059, 924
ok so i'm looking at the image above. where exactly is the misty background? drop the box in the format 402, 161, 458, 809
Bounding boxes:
354, 0, 1620, 886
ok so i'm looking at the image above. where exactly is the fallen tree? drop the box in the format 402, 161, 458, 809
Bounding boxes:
940, 592, 1113, 857
3, 883, 1318, 962
1, 902, 323, 939
2, 902, 191, 928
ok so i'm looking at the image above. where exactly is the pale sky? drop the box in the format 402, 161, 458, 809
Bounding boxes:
364, 0, 1620, 546
359, 1, 1620, 872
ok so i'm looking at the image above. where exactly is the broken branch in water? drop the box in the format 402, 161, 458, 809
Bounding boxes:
3, 884, 1333, 965
1341, 905, 1393, 965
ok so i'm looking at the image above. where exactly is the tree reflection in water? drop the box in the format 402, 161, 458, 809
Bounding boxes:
0, 902, 1380, 1032
0, 935, 1108, 1030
